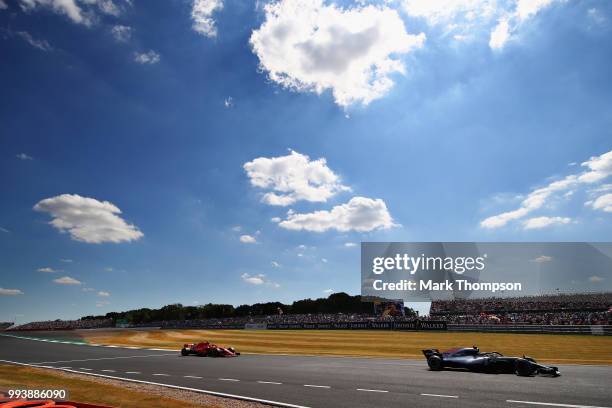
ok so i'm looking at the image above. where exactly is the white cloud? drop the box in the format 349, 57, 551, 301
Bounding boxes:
0, 227, 10, 233
240, 234, 257, 243
134, 50, 160, 64
191, 0, 223, 37
224, 96, 233, 108
53, 276, 82, 285
241, 273, 279, 288
489, 19, 510, 49
111, 24, 132, 42
481, 150, 612, 229
16, 153, 33, 160
250, 0, 425, 107
279, 196, 397, 232
588, 193, 612, 213
232, 225, 242, 232
589, 275, 603, 283
34, 194, 143, 244
18, 0, 127, 26
82, 287, 95, 292
0, 287, 23, 295
0, 0, 7, 10
37, 267, 59, 273
96, 300, 110, 307
403, 0, 560, 50
323, 288, 333, 294
241, 272, 264, 285
60, 258, 73, 263
97, 291, 110, 297
244, 150, 349, 206
344, 242, 357, 247
321, 258, 328, 263
270, 217, 281, 223
530, 255, 552, 263
522, 216, 571, 230
13, 30, 53, 51
271, 261, 281, 268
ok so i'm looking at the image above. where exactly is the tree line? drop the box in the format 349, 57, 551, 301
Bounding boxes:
81, 292, 416, 324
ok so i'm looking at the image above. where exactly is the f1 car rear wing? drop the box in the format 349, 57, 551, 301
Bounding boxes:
422, 349, 440, 358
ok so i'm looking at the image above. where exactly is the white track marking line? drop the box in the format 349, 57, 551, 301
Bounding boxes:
33, 354, 176, 364
153, 373, 170, 376
257, 381, 282, 385
184, 375, 203, 379
507, 400, 611, 408
0, 360, 309, 408
101, 369, 116, 373
421, 393, 458, 398
58, 366, 72, 369
79, 368, 92, 371
125, 371, 141, 374
303, 385, 330, 389
218, 378, 240, 382
356, 388, 388, 393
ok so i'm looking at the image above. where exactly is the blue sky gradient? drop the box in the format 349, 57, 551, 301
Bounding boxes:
1, 0, 611, 322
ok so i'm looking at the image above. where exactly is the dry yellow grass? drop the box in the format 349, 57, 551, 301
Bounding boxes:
0, 364, 213, 408
79, 329, 612, 365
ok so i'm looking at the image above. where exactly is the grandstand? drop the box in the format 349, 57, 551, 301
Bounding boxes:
429, 292, 611, 325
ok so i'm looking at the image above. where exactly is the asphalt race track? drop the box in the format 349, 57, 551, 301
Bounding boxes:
1, 335, 610, 408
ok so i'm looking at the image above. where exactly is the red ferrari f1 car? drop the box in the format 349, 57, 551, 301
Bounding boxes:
181, 341, 240, 357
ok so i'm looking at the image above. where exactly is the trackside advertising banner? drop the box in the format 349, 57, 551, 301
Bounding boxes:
361, 242, 612, 302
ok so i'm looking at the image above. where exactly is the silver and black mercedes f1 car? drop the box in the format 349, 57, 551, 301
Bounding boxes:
423, 346, 560, 377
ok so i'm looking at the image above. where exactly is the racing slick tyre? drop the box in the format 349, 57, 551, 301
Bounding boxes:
427, 355, 443, 371
181, 348, 189, 356
514, 359, 536, 376
208, 348, 220, 357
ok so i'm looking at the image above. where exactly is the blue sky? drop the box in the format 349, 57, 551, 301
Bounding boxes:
1, 0, 611, 322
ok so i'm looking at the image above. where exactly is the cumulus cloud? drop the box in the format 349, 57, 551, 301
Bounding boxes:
344, 242, 357, 247
279, 196, 397, 232
244, 150, 349, 206
588, 193, 612, 213
489, 19, 510, 49
97, 291, 110, 297
37, 267, 59, 273
403, 0, 560, 50
34, 194, 143, 244
241, 273, 279, 288
18, 0, 128, 26
530, 255, 552, 263
0, 0, 7, 10
111, 24, 132, 42
271, 261, 281, 268
250, 0, 425, 107
191, 0, 223, 37
134, 50, 160, 64
0, 287, 24, 295
481, 150, 612, 229
240, 234, 257, 243
523, 216, 571, 230
589, 275, 603, 283
16, 153, 33, 160
323, 288, 333, 294
53, 276, 82, 285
